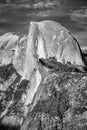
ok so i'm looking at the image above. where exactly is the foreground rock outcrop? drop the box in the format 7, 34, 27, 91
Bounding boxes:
0, 20, 87, 130
0, 58, 87, 130
21, 59, 87, 130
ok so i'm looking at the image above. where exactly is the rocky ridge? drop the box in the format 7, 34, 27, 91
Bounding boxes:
0, 20, 87, 130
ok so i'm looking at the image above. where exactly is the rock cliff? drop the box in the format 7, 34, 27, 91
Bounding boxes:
0, 20, 87, 130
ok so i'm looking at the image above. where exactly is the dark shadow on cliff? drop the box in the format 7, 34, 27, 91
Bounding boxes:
0, 124, 20, 130
0, 64, 17, 81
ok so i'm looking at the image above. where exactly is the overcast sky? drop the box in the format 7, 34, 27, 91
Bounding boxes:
0, 0, 87, 47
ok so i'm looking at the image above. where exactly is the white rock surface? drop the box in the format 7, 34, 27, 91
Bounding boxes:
22, 20, 85, 81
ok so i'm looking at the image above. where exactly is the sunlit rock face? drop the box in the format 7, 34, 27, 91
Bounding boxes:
37, 20, 85, 66
23, 20, 86, 80
0, 20, 86, 80
0, 20, 87, 130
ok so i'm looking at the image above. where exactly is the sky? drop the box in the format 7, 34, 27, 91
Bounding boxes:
0, 0, 87, 47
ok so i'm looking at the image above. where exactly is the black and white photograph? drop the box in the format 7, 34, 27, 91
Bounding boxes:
0, 0, 87, 130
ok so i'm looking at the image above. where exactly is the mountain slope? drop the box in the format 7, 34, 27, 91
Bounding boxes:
0, 58, 87, 130
0, 20, 87, 130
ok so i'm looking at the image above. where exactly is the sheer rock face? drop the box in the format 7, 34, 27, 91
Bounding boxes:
0, 20, 87, 130
0, 20, 86, 79
23, 20, 86, 80
37, 20, 85, 66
